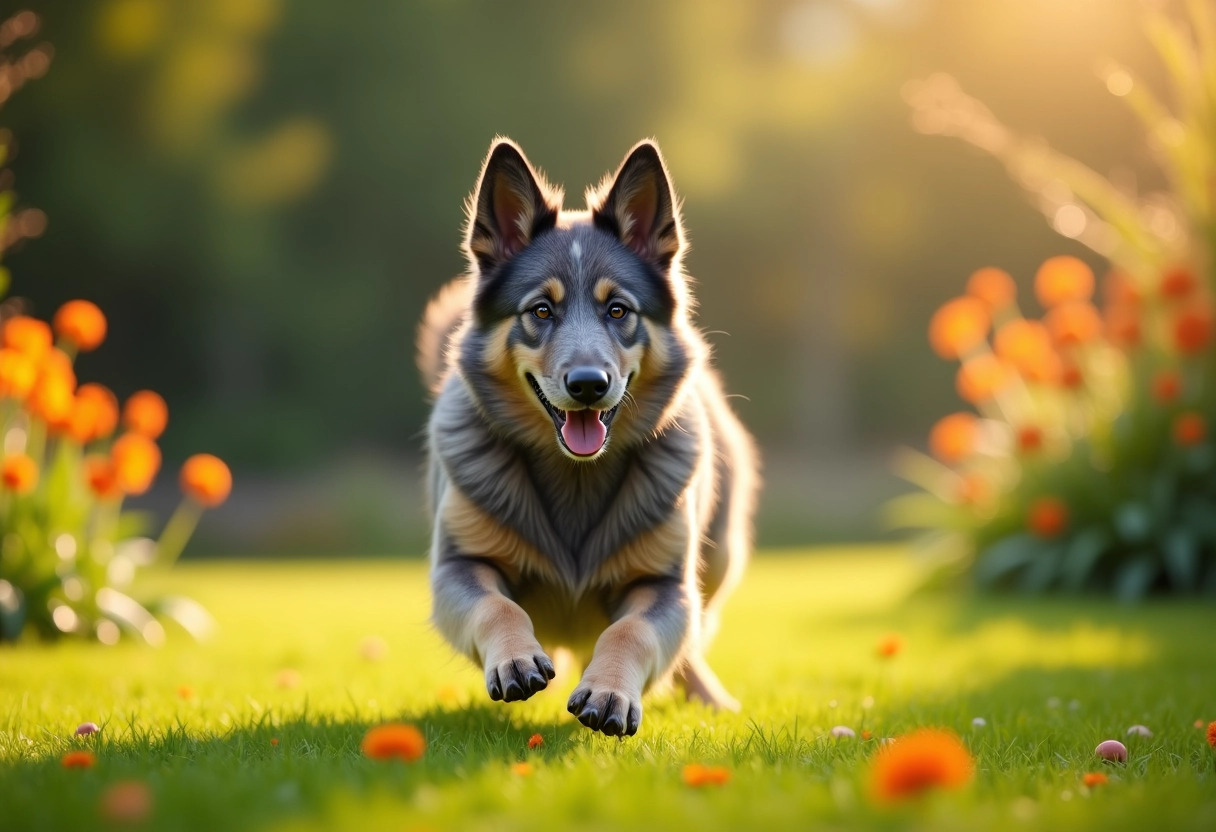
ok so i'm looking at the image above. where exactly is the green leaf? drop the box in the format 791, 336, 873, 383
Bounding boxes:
115, 510, 156, 540
1061, 527, 1110, 591
975, 534, 1040, 587
1114, 503, 1153, 545
1020, 543, 1064, 593
1162, 529, 1199, 590
1114, 557, 1158, 603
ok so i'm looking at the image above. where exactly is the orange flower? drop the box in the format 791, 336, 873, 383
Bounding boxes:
2, 315, 53, 362
1105, 306, 1142, 348
271, 738, 280, 746
955, 355, 1011, 404
861, 730, 873, 740
966, 267, 1017, 311
111, 432, 162, 496
682, 764, 731, 787
1173, 309, 1212, 355
876, 634, 903, 658
527, 733, 544, 750
928, 412, 978, 464
1035, 256, 1094, 307
83, 455, 122, 500
1046, 302, 1102, 347
1, 454, 38, 494
1159, 266, 1198, 299
61, 750, 97, 769
123, 390, 168, 439
67, 383, 120, 444
928, 297, 990, 360
869, 728, 973, 803
1103, 269, 1141, 308
361, 723, 426, 762
1206, 721, 1216, 748
1027, 497, 1069, 538
53, 300, 107, 352
1059, 363, 1083, 390
179, 454, 232, 508
99, 780, 152, 823
0, 348, 37, 399
994, 320, 1058, 382
28, 350, 77, 426
177, 685, 195, 700
1082, 772, 1109, 788
1017, 426, 1044, 454
511, 761, 533, 776
956, 473, 990, 507
1173, 412, 1206, 446
1152, 370, 1182, 404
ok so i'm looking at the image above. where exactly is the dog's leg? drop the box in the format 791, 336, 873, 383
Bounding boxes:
431, 555, 555, 702
678, 653, 740, 712
566, 577, 692, 737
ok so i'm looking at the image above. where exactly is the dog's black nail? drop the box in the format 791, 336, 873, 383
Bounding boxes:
488, 671, 503, 701
578, 706, 600, 729
602, 713, 624, 736
567, 689, 590, 713
537, 655, 556, 680
626, 705, 641, 735
503, 680, 524, 701
600, 692, 618, 734
525, 669, 546, 693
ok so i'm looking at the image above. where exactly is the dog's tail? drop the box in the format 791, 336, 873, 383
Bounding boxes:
417, 276, 475, 395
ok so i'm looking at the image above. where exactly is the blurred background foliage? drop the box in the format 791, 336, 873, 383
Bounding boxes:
0, 0, 1179, 554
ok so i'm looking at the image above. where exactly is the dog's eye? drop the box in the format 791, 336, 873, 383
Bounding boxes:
607, 303, 628, 320
532, 304, 552, 320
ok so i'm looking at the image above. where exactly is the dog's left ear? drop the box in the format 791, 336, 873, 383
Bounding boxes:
590, 140, 684, 273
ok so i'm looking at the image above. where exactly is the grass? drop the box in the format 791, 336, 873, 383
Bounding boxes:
2, 546, 1215, 831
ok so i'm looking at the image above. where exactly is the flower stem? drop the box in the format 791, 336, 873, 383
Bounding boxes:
155, 499, 203, 568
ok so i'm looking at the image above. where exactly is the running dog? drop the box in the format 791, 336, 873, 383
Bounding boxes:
418, 137, 758, 737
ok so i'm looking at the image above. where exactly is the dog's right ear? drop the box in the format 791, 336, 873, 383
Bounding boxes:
465, 139, 561, 274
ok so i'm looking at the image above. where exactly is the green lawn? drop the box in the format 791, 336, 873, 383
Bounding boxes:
2, 547, 1215, 831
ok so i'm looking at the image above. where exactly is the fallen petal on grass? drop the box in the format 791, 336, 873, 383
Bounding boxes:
683, 764, 731, 787
361, 723, 426, 762
1082, 772, 1109, 788
61, 751, 96, 769
869, 728, 973, 803
1126, 725, 1152, 737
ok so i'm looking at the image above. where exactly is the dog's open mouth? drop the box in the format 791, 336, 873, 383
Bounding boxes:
527, 373, 622, 457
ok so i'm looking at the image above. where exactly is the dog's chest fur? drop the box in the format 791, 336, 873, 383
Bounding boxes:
431, 378, 706, 594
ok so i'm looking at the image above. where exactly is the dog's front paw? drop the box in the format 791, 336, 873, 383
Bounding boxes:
484, 648, 555, 703
567, 682, 642, 737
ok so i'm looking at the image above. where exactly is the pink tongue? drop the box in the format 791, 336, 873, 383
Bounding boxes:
561, 410, 607, 456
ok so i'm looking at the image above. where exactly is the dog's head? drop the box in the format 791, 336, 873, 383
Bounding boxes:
456, 138, 695, 462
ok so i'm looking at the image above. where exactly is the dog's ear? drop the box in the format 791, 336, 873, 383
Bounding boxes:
590, 140, 683, 273
465, 139, 561, 273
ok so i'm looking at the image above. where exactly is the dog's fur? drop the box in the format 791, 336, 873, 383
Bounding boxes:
418, 138, 758, 737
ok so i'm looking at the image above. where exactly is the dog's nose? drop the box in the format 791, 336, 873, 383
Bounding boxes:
565, 367, 611, 406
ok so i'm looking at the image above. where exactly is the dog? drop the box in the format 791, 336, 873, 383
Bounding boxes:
417, 138, 758, 737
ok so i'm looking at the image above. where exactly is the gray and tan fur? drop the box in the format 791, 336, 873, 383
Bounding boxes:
418, 138, 758, 737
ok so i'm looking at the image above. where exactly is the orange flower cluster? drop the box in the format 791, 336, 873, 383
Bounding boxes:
682, 763, 731, 787
1207, 721, 1216, 749
1081, 772, 1109, 788
869, 728, 973, 803
361, 723, 426, 762
60, 750, 97, 769
527, 733, 544, 749
876, 633, 903, 658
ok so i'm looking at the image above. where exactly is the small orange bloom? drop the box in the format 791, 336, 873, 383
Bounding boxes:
61, 750, 97, 769
1, 454, 38, 494
122, 390, 168, 439
966, 267, 1017, 311
1173, 412, 1206, 446
876, 634, 903, 658
994, 320, 1058, 382
179, 454, 232, 508
1028, 497, 1069, 538
1046, 302, 1102, 346
271, 738, 280, 746
928, 412, 978, 464
0, 348, 37, 399
511, 761, 533, 776
68, 384, 120, 444
1017, 426, 1044, 454
1103, 269, 1141, 308
2, 315, 53, 362
1159, 266, 1198, 299
861, 730, 873, 740
683, 764, 731, 787
83, 455, 122, 500
1151, 370, 1182, 404
177, 685, 195, 700
361, 723, 426, 762
53, 300, 107, 352
955, 355, 1011, 404
869, 728, 973, 803
1173, 309, 1213, 355
928, 297, 990, 360
1035, 256, 1094, 307
1059, 363, 1083, 390
28, 350, 77, 426
99, 780, 152, 823
112, 433, 162, 496
1082, 772, 1109, 788
527, 733, 544, 749
1206, 721, 1216, 748
1105, 306, 1142, 349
